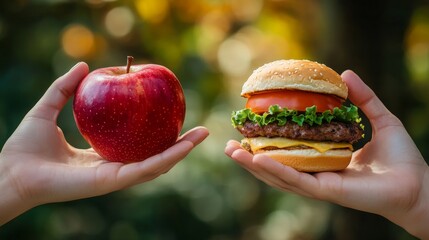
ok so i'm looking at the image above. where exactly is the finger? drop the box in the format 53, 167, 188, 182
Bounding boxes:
226, 143, 313, 197
224, 140, 242, 157
226, 146, 287, 192
341, 70, 402, 131
229, 147, 256, 169
98, 141, 193, 192
252, 154, 316, 198
164, 126, 209, 173
27, 62, 89, 121
226, 141, 299, 183
114, 127, 208, 189
177, 126, 210, 146
64, 127, 208, 197
225, 142, 268, 178
224, 140, 255, 170
225, 141, 297, 189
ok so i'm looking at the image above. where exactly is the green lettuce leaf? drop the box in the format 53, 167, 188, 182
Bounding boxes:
231, 104, 362, 127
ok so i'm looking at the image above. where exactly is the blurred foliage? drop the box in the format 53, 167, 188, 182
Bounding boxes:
0, 0, 427, 239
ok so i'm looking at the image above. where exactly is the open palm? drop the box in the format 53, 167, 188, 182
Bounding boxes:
0, 62, 209, 225
225, 70, 428, 237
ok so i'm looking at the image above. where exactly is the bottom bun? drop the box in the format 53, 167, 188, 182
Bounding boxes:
255, 148, 352, 172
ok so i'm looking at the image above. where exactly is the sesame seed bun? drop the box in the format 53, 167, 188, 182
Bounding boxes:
254, 148, 352, 172
241, 59, 348, 99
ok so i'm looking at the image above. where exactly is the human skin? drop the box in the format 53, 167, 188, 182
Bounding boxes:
225, 70, 429, 239
0, 62, 209, 226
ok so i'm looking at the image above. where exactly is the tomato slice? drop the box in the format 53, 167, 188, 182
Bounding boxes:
246, 90, 343, 113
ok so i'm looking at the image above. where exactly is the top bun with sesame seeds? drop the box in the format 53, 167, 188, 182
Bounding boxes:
241, 59, 348, 99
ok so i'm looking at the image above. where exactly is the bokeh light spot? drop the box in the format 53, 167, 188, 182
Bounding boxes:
231, 0, 263, 22
260, 210, 297, 240
217, 38, 252, 76
135, 0, 169, 24
61, 24, 95, 59
189, 186, 224, 223
406, 12, 429, 83
105, 7, 135, 38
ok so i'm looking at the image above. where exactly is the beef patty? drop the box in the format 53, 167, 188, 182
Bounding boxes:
236, 120, 363, 144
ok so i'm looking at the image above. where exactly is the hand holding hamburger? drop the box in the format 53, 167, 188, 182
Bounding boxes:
231, 59, 364, 172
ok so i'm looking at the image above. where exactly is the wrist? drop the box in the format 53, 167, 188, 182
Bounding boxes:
394, 167, 429, 239
0, 154, 35, 225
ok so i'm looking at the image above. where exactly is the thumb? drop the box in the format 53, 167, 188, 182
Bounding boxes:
341, 70, 402, 132
27, 62, 89, 122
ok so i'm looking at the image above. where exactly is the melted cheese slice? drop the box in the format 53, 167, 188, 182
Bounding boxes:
242, 137, 353, 153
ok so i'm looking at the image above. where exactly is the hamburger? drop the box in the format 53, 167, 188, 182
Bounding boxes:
231, 59, 364, 172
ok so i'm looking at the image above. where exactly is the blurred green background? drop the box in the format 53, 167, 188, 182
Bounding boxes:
0, 0, 428, 239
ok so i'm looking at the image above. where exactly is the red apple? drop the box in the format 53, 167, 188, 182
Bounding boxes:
73, 56, 186, 163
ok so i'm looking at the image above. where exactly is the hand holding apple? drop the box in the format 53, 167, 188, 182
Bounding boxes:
73, 57, 186, 163
0, 62, 209, 225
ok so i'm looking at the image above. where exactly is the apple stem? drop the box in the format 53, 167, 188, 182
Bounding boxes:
126, 56, 134, 73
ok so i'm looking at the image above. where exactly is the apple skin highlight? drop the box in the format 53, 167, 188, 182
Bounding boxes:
73, 60, 186, 163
